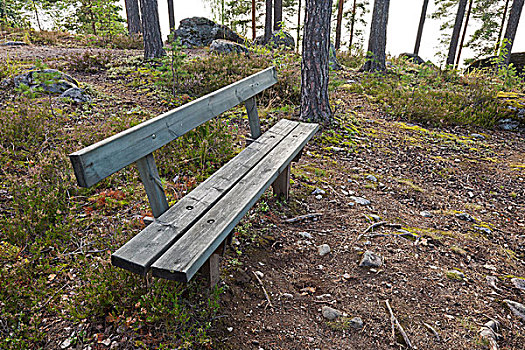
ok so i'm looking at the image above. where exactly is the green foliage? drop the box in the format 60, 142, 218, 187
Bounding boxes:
65, 50, 113, 72
61, 0, 126, 37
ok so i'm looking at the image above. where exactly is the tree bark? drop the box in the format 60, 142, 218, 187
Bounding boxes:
495, 0, 510, 54
413, 0, 429, 55
265, 0, 273, 42
140, 0, 165, 59
455, 0, 473, 67
362, 0, 390, 72
274, 0, 282, 30
300, 0, 333, 123
296, 0, 302, 51
502, 0, 524, 64
252, 0, 256, 40
349, 0, 357, 51
167, 0, 175, 33
335, 0, 344, 49
125, 0, 142, 34
446, 0, 467, 66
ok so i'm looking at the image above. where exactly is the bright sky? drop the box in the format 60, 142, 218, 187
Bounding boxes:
120, 0, 525, 65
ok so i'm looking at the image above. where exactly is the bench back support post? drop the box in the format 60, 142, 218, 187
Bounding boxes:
272, 164, 291, 200
244, 96, 261, 140
136, 153, 169, 218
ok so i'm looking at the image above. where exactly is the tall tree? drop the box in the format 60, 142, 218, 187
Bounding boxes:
300, 0, 333, 123
446, 0, 467, 65
125, 0, 142, 34
296, 0, 302, 51
455, 0, 473, 66
265, 0, 272, 42
495, 0, 510, 53
140, 0, 165, 58
252, 0, 256, 39
502, 0, 524, 64
335, 0, 344, 49
362, 0, 390, 71
167, 0, 175, 32
348, 0, 357, 50
274, 0, 282, 30
414, 0, 429, 55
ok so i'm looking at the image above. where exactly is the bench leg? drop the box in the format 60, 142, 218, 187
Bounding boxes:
272, 164, 291, 200
203, 253, 221, 288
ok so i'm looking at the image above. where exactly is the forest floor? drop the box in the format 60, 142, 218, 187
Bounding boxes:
1, 42, 524, 350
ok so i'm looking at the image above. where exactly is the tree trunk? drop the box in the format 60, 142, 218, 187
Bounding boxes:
495, 0, 510, 54
349, 0, 357, 51
413, 0, 429, 55
125, 0, 142, 34
335, 0, 344, 49
252, 0, 256, 40
296, 0, 302, 51
265, 0, 273, 42
274, 0, 282, 30
446, 0, 467, 66
31, 0, 42, 31
455, 0, 473, 67
140, 0, 165, 59
502, 0, 524, 64
362, 0, 390, 72
300, 0, 333, 123
167, 0, 175, 33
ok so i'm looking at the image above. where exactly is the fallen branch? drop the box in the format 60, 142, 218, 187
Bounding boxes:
363, 222, 402, 234
252, 271, 273, 309
423, 322, 440, 342
385, 300, 413, 349
479, 320, 500, 350
285, 213, 322, 224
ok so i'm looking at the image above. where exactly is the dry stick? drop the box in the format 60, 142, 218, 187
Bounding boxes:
253, 271, 273, 309
285, 213, 322, 223
385, 300, 414, 349
423, 322, 440, 342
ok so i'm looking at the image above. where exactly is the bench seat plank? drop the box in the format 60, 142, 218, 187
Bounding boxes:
111, 119, 299, 275
150, 122, 319, 282
70, 67, 278, 188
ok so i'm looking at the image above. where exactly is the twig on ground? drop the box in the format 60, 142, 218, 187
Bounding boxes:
40, 282, 70, 309
285, 213, 322, 224
385, 300, 414, 349
423, 322, 440, 342
363, 221, 388, 233
252, 271, 273, 309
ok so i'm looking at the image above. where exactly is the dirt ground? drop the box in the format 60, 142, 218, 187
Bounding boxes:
2, 44, 524, 349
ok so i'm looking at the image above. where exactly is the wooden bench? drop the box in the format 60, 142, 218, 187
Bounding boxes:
69, 67, 318, 286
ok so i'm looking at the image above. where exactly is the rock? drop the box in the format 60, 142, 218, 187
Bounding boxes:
174, 17, 244, 47
315, 195, 323, 200
499, 118, 520, 131
504, 300, 525, 322
318, 244, 331, 257
298, 231, 313, 240
60, 87, 91, 103
511, 278, 525, 291
369, 214, 381, 222
474, 226, 492, 235
420, 210, 433, 218
470, 133, 485, 140
0, 41, 28, 46
14, 69, 79, 94
312, 188, 326, 196
254, 270, 264, 278
399, 53, 425, 65
329, 43, 342, 70
468, 52, 525, 75
255, 30, 295, 50
210, 39, 248, 54
350, 196, 371, 206
329, 146, 345, 152
455, 212, 475, 222
365, 174, 378, 182
60, 338, 71, 349
359, 251, 383, 268
282, 293, 294, 299
322, 306, 342, 320
349, 316, 364, 329
479, 320, 500, 347
446, 270, 465, 280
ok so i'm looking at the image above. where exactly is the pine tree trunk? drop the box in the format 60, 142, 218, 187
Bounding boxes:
362, 0, 390, 72
446, 0, 467, 66
252, 0, 256, 40
274, 0, 283, 30
167, 0, 175, 32
414, 0, 429, 55
455, 0, 473, 67
125, 0, 142, 34
140, 0, 165, 59
349, 0, 357, 51
296, 0, 302, 51
495, 0, 510, 54
502, 0, 524, 64
265, 0, 273, 42
300, 0, 333, 123
335, 0, 344, 49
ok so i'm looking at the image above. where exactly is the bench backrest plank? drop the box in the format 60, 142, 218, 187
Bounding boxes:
70, 67, 278, 188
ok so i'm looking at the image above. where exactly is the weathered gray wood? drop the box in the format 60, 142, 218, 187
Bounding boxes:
272, 164, 291, 200
111, 119, 298, 275
136, 153, 169, 218
151, 122, 319, 282
203, 254, 221, 287
69, 67, 278, 188
244, 97, 261, 140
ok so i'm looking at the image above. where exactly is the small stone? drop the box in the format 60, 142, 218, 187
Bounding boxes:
318, 244, 331, 257
359, 251, 383, 268
420, 211, 433, 218
60, 339, 71, 349
341, 190, 349, 196
349, 316, 364, 329
60, 87, 91, 103
298, 231, 313, 239
330, 146, 345, 152
446, 270, 465, 280
312, 188, 326, 195
282, 293, 294, 299
350, 196, 371, 206
475, 226, 492, 235
254, 270, 264, 278
0, 41, 28, 46
315, 195, 323, 200
499, 118, 519, 131
471, 133, 485, 140
504, 300, 525, 322
511, 278, 525, 291
343, 273, 351, 279
322, 306, 342, 320
455, 213, 475, 222
101, 338, 111, 347
227, 327, 234, 332
369, 214, 381, 222
365, 175, 378, 182
483, 264, 497, 271
210, 39, 248, 54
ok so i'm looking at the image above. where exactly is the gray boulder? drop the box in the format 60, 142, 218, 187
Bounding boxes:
0, 41, 28, 46
255, 31, 295, 50
210, 39, 248, 55
174, 17, 245, 48
14, 69, 79, 94
399, 53, 425, 65
60, 87, 91, 103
